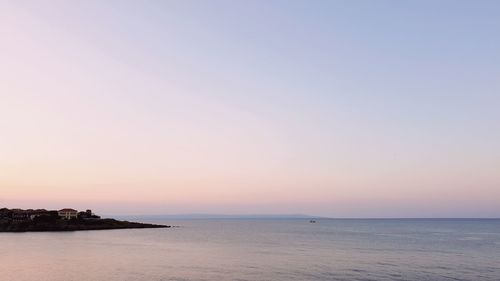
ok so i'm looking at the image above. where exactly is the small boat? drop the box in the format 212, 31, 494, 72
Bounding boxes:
309, 220, 316, 223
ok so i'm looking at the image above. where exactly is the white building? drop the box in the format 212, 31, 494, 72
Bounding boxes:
58, 208, 78, 220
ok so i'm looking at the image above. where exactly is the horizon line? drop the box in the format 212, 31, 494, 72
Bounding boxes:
108, 214, 500, 220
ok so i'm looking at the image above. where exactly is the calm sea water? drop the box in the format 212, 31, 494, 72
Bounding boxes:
1, 219, 500, 281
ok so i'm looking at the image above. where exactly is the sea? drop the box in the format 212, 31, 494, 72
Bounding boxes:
1, 219, 500, 281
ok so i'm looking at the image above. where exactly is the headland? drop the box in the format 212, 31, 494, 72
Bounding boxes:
0, 208, 169, 232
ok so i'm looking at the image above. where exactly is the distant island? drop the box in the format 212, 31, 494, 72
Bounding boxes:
0, 208, 169, 232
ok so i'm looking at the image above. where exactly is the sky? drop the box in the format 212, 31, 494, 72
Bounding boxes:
1, 0, 499, 217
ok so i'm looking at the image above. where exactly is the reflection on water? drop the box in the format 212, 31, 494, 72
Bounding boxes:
1, 219, 500, 281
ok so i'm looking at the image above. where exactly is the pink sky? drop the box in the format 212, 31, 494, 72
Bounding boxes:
1, 1, 499, 217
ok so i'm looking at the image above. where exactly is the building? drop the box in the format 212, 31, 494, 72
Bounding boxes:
29, 209, 51, 220
77, 209, 101, 219
11, 209, 29, 222
0, 208, 12, 220
58, 208, 78, 220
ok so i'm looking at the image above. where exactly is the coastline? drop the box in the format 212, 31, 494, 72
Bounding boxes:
0, 218, 170, 232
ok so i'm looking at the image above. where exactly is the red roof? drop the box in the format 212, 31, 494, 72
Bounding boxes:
59, 208, 77, 212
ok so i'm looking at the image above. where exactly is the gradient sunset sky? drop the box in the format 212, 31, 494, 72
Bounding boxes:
1, 0, 499, 217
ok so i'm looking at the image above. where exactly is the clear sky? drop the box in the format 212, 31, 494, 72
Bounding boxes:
1, 0, 499, 217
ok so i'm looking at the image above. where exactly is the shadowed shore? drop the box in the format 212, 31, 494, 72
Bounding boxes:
0, 218, 169, 232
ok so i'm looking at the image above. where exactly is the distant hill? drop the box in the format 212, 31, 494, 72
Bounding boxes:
113, 214, 325, 220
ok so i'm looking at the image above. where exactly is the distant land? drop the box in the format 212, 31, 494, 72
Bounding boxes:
114, 214, 325, 220
0, 208, 169, 232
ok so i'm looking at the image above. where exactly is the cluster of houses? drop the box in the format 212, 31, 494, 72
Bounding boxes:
0, 208, 100, 222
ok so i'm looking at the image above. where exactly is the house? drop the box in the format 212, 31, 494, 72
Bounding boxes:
11, 209, 29, 221
58, 208, 78, 220
0, 208, 12, 220
0, 208, 10, 216
77, 209, 101, 219
29, 209, 51, 220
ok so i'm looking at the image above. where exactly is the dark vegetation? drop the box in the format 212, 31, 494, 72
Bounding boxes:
0, 208, 169, 232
